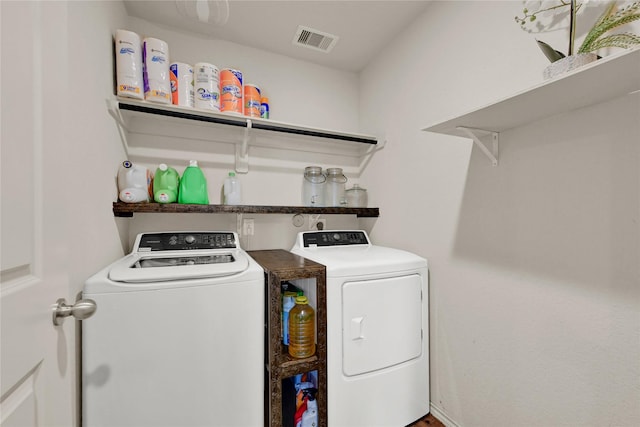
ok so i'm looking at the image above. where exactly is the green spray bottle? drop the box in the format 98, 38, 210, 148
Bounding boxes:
153, 163, 180, 203
178, 160, 209, 204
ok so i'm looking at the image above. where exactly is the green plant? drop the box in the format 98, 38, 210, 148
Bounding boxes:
516, 0, 640, 62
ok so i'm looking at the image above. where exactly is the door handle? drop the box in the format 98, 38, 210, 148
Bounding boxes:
52, 298, 97, 326
350, 316, 364, 341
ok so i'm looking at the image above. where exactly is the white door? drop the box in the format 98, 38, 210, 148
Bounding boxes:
1, 2, 76, 425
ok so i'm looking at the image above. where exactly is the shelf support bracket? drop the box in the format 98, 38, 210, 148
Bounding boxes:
457, 126, 499, 166
357, 138, 387, 175
106, 98, 130, 158
236, 119, 251, 174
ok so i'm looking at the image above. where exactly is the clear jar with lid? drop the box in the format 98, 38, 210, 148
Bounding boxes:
302, 166, 326, 207
324, 168, 348, 207
345, 184, 368, 207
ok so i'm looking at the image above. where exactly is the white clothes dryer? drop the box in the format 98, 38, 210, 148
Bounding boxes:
291, 230, 429, 427
82, 232, 264, 427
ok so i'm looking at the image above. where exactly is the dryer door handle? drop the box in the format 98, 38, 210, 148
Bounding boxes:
350, 316, 365, 340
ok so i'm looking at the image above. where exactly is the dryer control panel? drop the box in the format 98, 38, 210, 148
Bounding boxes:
135, 232, 237, 251
302, 231, 370, 247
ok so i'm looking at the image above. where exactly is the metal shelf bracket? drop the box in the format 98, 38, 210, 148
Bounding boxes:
358, 138, 387, 174
107, 98, 130, 157
457, 126, 499, 166
236, 119, 251, 174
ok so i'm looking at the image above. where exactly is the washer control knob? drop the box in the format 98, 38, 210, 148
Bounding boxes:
333, 233, 341, 241
185, 235, 196, 244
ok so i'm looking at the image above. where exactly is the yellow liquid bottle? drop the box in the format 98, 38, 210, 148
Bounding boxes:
288, 296, 316, 358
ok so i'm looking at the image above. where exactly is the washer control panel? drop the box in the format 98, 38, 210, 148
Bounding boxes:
136, 232, 237, 251
302, 231, 369, 247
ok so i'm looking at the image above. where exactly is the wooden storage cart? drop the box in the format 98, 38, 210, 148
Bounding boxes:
248, 249, 327, 427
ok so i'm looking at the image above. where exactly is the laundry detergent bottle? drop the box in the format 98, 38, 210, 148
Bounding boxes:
117, 160, 152, 203
153, 163, 180, 203
178, 160, 209, 204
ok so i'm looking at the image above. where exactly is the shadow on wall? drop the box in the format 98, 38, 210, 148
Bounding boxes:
451, 93, 639, 294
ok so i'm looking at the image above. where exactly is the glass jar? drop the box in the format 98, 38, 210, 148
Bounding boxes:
345, 184, 368, 207
302, 166, 326, 207
324, 168, 347, 207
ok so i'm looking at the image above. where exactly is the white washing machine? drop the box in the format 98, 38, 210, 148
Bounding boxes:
82, 231, 264, 427
291, 230, 429, 427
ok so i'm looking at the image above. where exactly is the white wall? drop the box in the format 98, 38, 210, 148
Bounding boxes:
67, 1, 131, 284
116, 16, 364, 251
360, 1, 639, 426
54, 1, 639, 425
59, 2, 362, 423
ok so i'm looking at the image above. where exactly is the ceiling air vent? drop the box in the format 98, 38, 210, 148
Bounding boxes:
293, 25, 339, 53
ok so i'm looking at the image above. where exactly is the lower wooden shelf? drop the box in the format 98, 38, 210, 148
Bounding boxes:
112, 201, 380, 218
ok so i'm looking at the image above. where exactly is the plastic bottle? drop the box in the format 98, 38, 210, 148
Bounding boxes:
153, 163, 180, 203
117, 160, 152, 203
178, 160, 209, 204
282, 295, 296, 345
223, 171, 242, 205
288, 296, 316, 359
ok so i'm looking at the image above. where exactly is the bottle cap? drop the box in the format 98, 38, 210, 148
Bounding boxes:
189, 160, 198, 167
229, 171, 236, 177
295, 296, 308, 304
158, 163, 168, 171
261, 97, 269, 103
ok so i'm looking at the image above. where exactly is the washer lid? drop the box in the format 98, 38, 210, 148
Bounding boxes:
108, 232, 249, 283
108, 250, 250, 283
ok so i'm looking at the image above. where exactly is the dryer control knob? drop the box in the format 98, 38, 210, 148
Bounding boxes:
185, 235, 196, 244
333, 233, 341, 241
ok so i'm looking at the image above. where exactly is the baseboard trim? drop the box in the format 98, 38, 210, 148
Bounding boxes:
430, 403, 460, 427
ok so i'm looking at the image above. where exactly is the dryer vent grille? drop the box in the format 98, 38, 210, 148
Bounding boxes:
293, 25, 339, 53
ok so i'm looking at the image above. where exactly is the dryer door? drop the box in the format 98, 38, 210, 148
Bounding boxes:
342, 273, 423, 376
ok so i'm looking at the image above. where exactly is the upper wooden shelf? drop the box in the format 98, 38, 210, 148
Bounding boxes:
422, 48, 640, 138
112, 202, 380, 218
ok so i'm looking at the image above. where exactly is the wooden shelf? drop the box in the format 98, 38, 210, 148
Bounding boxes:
112, 202, 380, 218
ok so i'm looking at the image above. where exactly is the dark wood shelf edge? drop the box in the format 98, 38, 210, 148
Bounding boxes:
118, 100, 378, 145
112, 202, 380, 218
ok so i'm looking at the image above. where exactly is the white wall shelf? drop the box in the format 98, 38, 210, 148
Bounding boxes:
108, 97, 384, 176
422, 48, 640, 166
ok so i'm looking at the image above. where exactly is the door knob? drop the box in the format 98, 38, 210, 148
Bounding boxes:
52, 298, 97, 326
